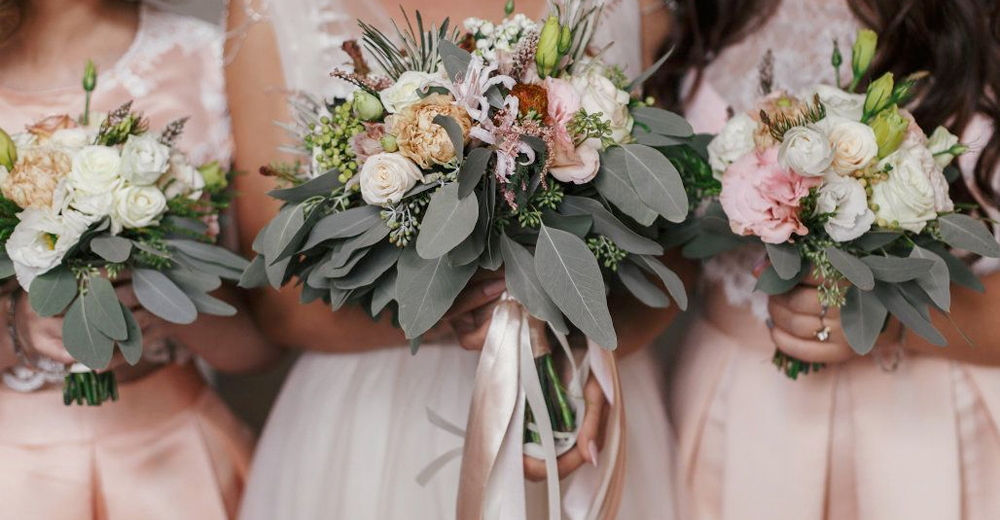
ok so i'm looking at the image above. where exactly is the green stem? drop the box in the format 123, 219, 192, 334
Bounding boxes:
63, 371, 119, 407
543, 354, 575, 432
772, 349, 825, 380
83, 92, 92, 126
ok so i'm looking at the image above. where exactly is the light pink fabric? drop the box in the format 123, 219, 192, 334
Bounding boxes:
672, 79, 1000, 520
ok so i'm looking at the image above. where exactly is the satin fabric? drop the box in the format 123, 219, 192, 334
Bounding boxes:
672, 84, 1000, 517
0, 364, 253, 520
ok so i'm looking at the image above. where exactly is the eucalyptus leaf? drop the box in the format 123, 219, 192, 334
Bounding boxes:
300, 284, 326, 304
239, 256, 268, 289
480, 232, 503, 271
132, 269, 198, 325
938, 213, 1000, 258
0, 253, 13, 279
335, 242, 403, 290
535, 224, 617, 349
433, 115, 465, 163
541, 210, 592, 238
268, 171, 340, 202
187, 291, 238, 317
841, 285, 888, 355
62, 296, 114, 370
500, 234, 568, 334
621, 144, 689, 223
302, 206, 382, 251
84, 277, 127, 341
826, 247, 875, 291
617, 262, 670, 308
631, 129, 683, 148
174, 251, 245, 282
332, 222, 391, 264
396, 246, 478, 339
328, 285, 353, 311
922, 242, 984, 292
262, 204, 305, 260
321, 247, 372, 277
416, 184, 478, 259
168, 240, 249, 271
439, 39, 472, 82
370, 270, 398, 316
164, 216, 209, 237
90, 236, 132, 263
631, 106, 694, 137
855, 231, 902, 251
560, 196, 663, 255
594, 147, 657, 226
874, 283, 946, 346
910, 245, 951, 311
626, 51, 671, 92
459, 147, 491, 199
755, 264, 807, 295
860, 255, 935, 282
28, 266, 77, 317
682, 232, 746, 259
117, 303, 143, 366
168, 268, 222, 293
265, 257, 291, 289
766, 243, 802, 280
635, 255, 688, 310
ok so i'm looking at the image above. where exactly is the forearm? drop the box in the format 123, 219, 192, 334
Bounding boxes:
901, 272, 1000, 366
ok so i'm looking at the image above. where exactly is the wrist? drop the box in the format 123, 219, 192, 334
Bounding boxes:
0, 291, 16, 370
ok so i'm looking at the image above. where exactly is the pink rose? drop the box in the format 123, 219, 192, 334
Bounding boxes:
349, 123, 386, 164
545, 77, 581, 144
550, 138, 601, 184
720, 147, 822, 244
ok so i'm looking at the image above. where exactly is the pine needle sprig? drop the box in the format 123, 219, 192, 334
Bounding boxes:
359, 9, 460, 80
760, 94, 827, 142
95, 101, 148, 146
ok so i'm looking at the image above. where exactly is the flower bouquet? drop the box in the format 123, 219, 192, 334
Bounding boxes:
241, 1, 706, 516
691, 30, 1000, 378
0, 62, 246, 405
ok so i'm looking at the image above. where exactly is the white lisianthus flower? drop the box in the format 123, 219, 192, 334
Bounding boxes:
820, 116, 879, 176
111, 185, 167, 233
778, 125, 835, 177
6, 208, 89, 289
926, 126, 962, 169
68, 145, 122, 195
159, 153, 206, 200
811, 85, 866, 121
379, 71, 440, 114
570, 68, 634, 144
359, 153, 425, 206
816, 174, 876, 242
708, 112, 757, 179
120, 134, 171, 186
872, 147, 941, 233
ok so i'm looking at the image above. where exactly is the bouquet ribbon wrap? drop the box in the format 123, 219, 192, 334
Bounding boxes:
456, 295, 626, 520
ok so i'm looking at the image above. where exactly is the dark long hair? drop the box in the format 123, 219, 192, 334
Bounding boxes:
0, 0, 26, 43
654, 0, 1000, 205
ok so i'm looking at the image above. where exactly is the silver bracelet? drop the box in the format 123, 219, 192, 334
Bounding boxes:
2, 289, 68, 392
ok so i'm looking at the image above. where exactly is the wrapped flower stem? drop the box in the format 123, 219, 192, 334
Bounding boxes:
528, 316, 576, 434
772, 349, 824, 380
63, 368, 118, 406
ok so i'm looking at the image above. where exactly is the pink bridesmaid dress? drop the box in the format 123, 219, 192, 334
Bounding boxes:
671, 1, 1000, 519
0, 5, 252, 520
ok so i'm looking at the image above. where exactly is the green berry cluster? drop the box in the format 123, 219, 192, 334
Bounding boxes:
382, 196, 430, 247
304, 100, 365, 183
587, 235, 627, 271
568, 109, 615, 149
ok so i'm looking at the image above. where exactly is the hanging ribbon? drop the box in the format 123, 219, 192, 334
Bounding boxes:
455, 294, 626, 520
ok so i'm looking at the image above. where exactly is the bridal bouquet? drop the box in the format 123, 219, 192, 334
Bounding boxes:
0, 63, 245, 405
697, 30, 1000, 378
243, 1, 704, 516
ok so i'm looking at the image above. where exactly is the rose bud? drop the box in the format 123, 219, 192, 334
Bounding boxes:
0, 128, 17, 171
535, 16, 562, 78
863, 72, 894, 119
851, 29, 878, 79
353, 90, 385, 122
869, 105, 908, 159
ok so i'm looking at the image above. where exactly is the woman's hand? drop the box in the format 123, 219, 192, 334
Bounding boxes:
524, 374, 607, 481
445, 270, 506, 351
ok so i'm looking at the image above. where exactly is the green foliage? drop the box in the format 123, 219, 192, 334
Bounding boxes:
661, 145, 720, 206
759, 95, 827, 143
360, 10, 459, 80
515, 181, 564, 229
0, 194, 22, 243
587, 235, 627, 271
799, 236, 847, 308
305, 100, 364, 180
95, 101, 148, 146
382, 193, 431, 247
568, 109, 614, 149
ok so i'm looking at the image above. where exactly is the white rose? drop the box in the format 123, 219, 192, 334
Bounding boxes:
69, 188, 114, 217
820, 116, 878, 176
778, 125, 834, 177
903, 140, 955, 214
120, 134, 171, 186
571, 69, 634, 144
872, 147, 940, 233
816, 174, 876, 242
49, 128, 94, 150
159, 153, 206, 200
111, 185, 167, 233
359, 153, 424, 206
811, 85, 865, 121
926, 126, 962, 169
68, 145, 122, 194
379, 71, 440, 114
708, 112, 757, 179
6, 208, 89, 289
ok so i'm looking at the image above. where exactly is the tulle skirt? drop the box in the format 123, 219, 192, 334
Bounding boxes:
239, 344, 677, 520
0, 363, 254, 520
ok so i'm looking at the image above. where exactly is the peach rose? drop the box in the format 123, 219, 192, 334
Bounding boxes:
27, 115, 77, 140
550, 138, 601, 184
1, 146, 72, 209
720, 146, 822, 244
387, 94, 472, 169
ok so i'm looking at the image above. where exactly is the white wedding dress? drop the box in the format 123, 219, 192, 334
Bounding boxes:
237, 2, 677, 519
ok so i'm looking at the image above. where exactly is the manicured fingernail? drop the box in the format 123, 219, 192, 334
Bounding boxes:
588, 440, 599, 468
752, 258, 769, 278
483, 279, 506, 297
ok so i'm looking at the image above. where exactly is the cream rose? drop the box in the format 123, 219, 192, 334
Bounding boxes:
379, 71, 440, 114
872, 147, 939, 233
69, 145, 122, 195
359, 153, 425, 206
708, 112, 757, 179
111, 185, 167, 233
779, 125, 834, 177
387, 94, 472, 169
820, 117, 878, 176
816, 173, 876, 242
159, 153, 206, 200
550, 138, 601, 184
120, 134, 171, 186
570, 69, 634, 144
6, 208, 89, 289
811, 85, 865, 121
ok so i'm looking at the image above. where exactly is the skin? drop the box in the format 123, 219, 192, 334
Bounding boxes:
227, 0, 682, 480
0, 0, 282, 378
